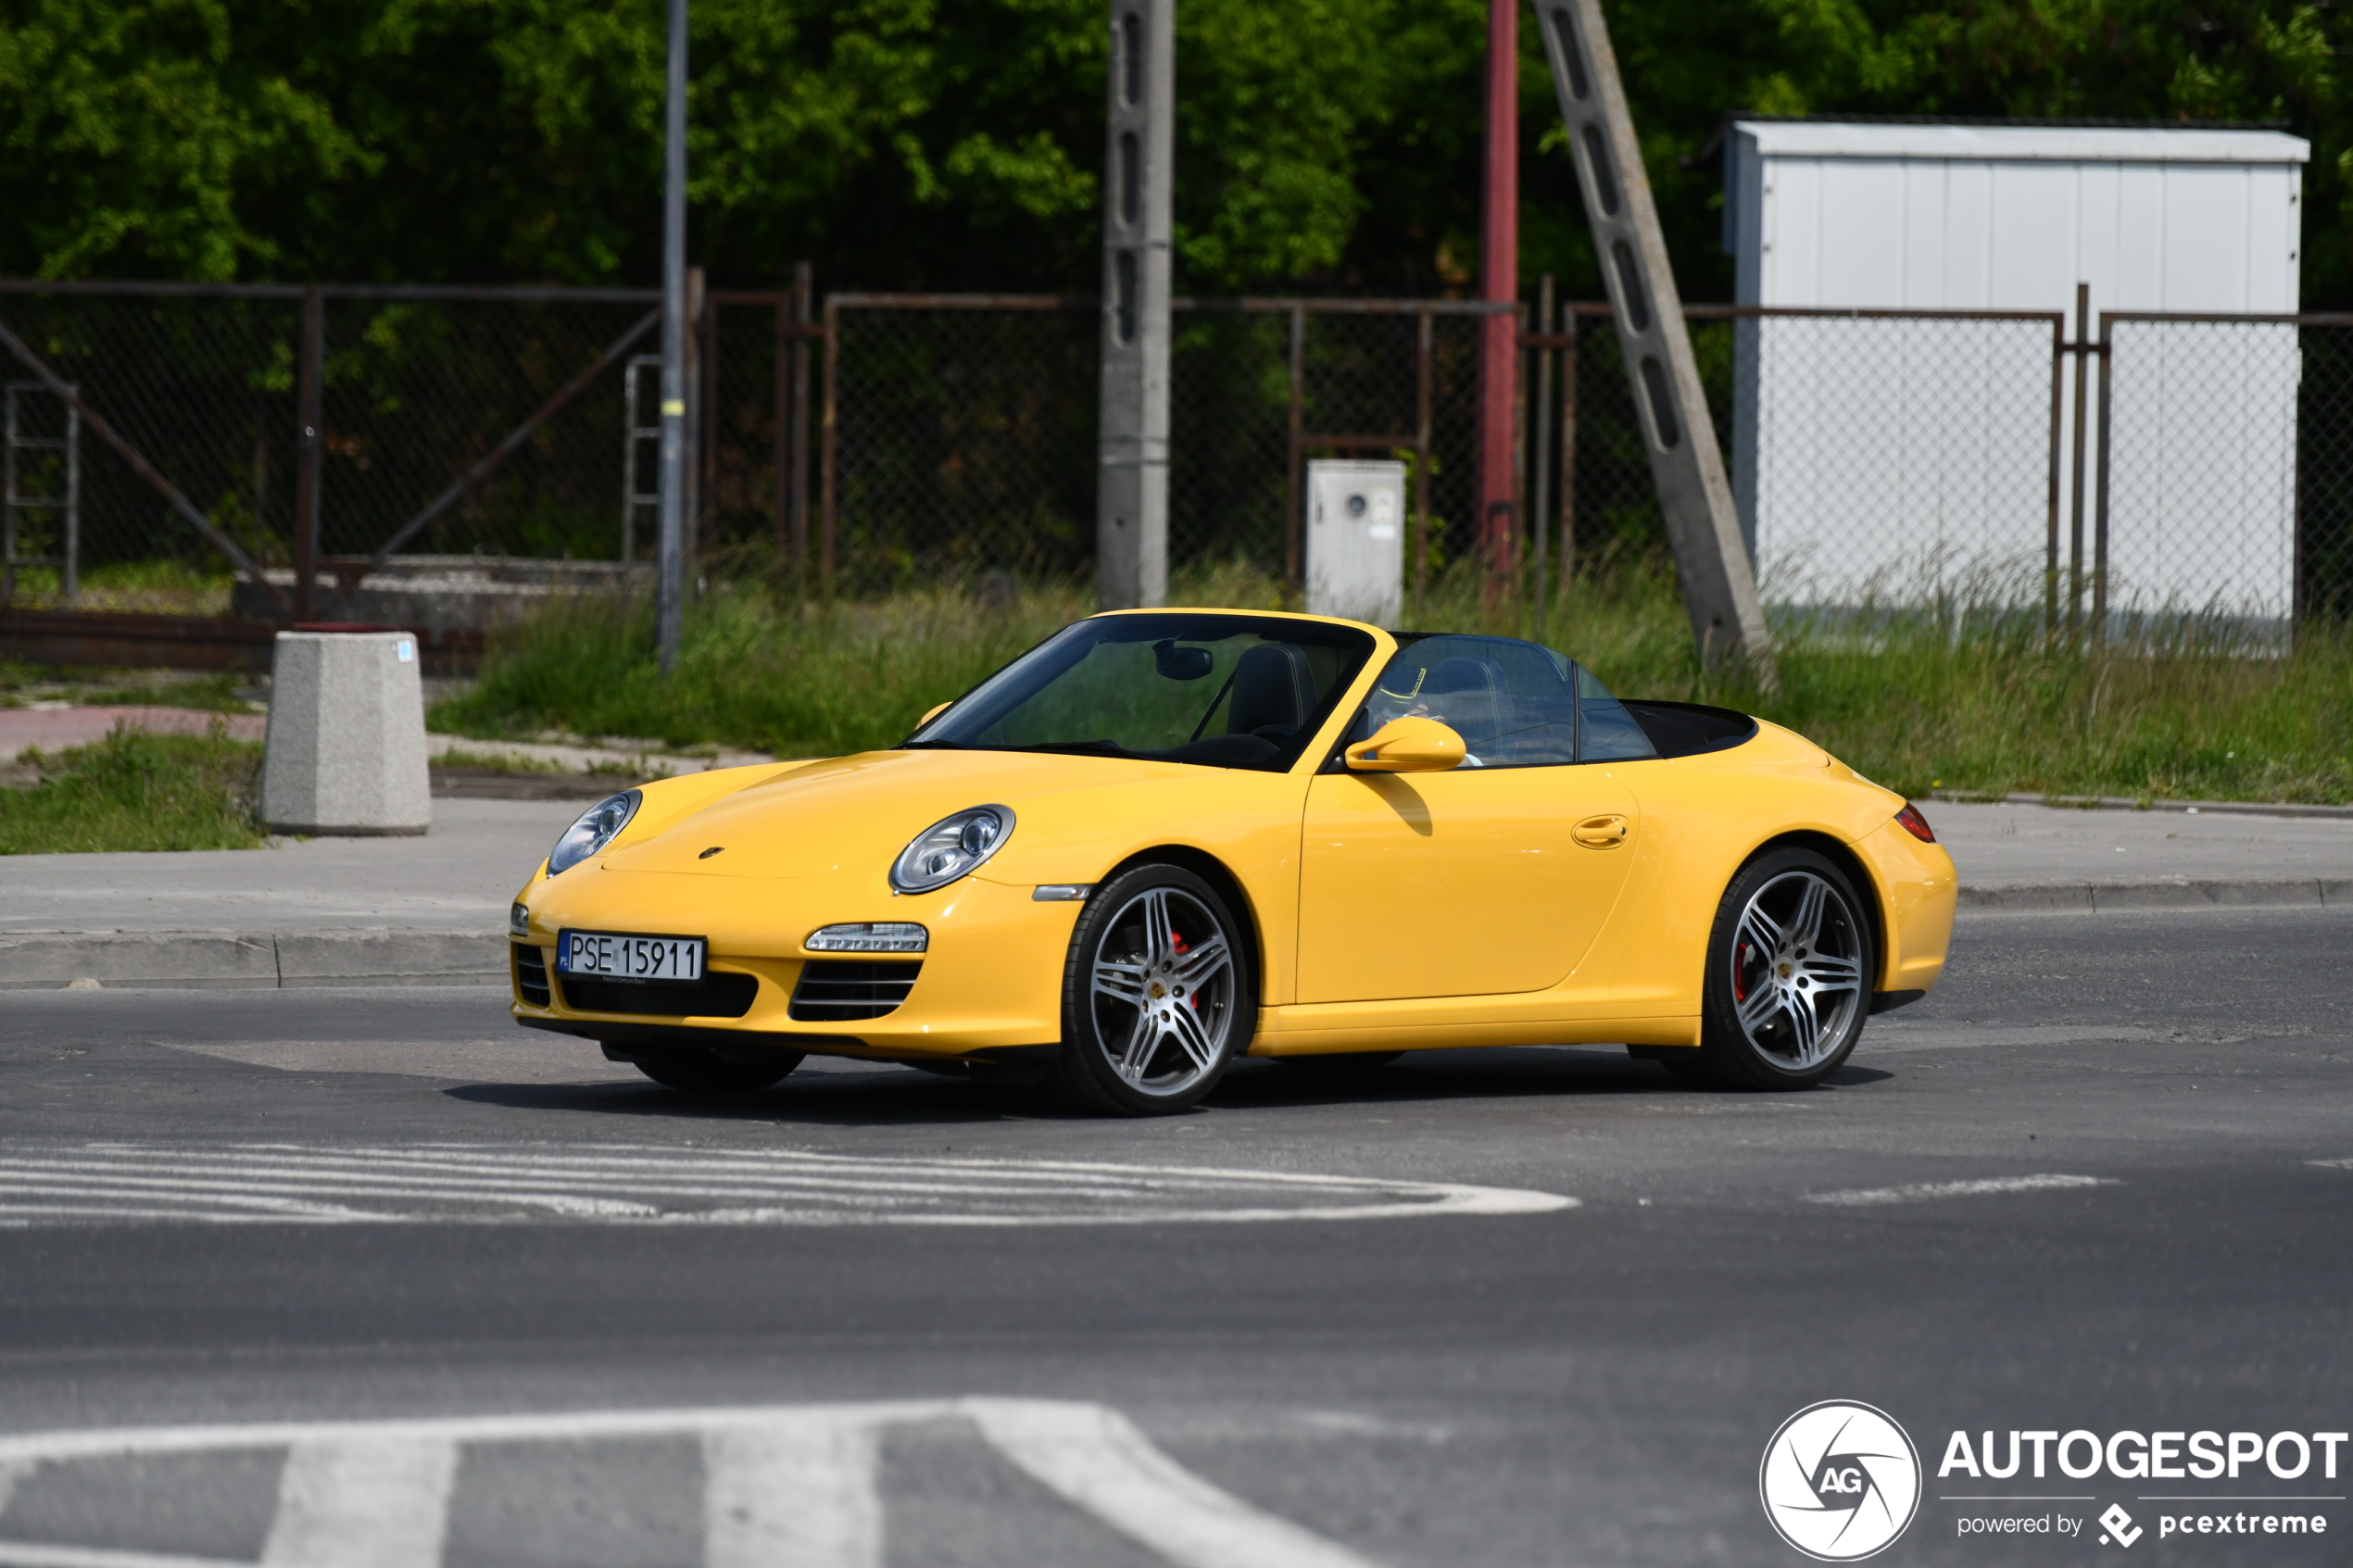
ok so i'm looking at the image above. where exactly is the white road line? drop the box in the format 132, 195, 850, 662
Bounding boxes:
259, 1436, 457, 1568
1806, 1173, 2116, 1206
705, 1414, 883, 1568
968, 1399, 1382, 1568
0, 1546, 256, 1568
0, 1145, 1575, 1227
0, 1399, 1391, 1568
2309, 1158, 2353, 1169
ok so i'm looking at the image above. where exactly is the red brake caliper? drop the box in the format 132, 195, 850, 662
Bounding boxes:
1732, 941, 1752, 1002
1170, 931, 1199, 1009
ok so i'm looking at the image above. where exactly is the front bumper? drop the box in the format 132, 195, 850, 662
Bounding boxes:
509, 868, 1080, 1059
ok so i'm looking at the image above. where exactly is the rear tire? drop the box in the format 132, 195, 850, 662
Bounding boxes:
1049, 863, 1254, 1116
1689, 847, 1875, 1090
628, 1047, 803, 1093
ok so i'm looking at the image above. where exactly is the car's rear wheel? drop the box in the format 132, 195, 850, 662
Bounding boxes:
1050, 864, 1253, 1116
626, 1047, 803, 1093
1688, 847, 1874, 1090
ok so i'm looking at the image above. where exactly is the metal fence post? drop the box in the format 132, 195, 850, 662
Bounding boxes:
782, 261, 812, 610
685, 265, 707, 595
1558, 308, 1579, 599
1530, 276, 1554, 639
2093, 310, 2114, 643
1284, 304, 1305, 598
1414, 309, 1433, 598
819, 295, 838, 601
294, 286, 323, 620
2045, 313, 2065, 640
2068, 282, 2091, 639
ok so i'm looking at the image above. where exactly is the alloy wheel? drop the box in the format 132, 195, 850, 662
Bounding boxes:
1727, 869, 1866, 1071
1087, 885, 1239, 1098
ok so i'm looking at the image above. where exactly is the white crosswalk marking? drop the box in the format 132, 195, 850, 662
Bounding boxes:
704, 1415, 884, 1568
259, 1436, 457, 1568
0, 1399, 1389, 1568
970, 1399, 1382, 1568
0, 1144, 1574, 1228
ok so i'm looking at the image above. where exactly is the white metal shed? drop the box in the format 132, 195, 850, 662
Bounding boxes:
1721, 120, 2309, 621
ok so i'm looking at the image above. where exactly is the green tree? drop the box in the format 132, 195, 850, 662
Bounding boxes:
2, 0, 2348, 301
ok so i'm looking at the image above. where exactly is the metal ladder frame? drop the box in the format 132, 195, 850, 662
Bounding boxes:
3, 379, 80, 607
620, 355, 661, 563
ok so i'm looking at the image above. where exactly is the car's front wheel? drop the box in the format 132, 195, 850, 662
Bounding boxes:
1049, 864, 1254, 1115
625, 1047, 803, 1093
1687, 847, 1875, 1089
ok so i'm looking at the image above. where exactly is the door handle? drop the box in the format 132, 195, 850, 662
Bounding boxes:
1573, 814, 1629, 848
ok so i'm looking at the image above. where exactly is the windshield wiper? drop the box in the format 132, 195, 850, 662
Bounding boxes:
900, 738, 966, 749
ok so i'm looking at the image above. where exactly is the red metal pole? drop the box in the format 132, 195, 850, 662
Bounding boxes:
1478, 0, 1520, 601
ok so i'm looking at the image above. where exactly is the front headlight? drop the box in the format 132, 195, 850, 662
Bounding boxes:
889, 805, 1014, 894
547, 790, 641, 875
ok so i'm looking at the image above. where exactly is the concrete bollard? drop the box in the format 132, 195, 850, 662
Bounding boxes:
260, 627, 433, 836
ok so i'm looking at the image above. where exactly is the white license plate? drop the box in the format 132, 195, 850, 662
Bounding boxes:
556, 930, 706, 982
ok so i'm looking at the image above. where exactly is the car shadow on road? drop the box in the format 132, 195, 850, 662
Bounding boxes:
442, 1047, 1895, 1124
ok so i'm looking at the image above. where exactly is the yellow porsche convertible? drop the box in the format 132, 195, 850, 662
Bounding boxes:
508, 609, 1955, 1113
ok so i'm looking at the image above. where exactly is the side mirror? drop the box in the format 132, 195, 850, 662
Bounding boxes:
916, 700, 953, 728
1344, 716, 1466, 773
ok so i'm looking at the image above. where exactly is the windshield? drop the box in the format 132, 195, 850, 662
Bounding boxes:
906, 613, 1378, 770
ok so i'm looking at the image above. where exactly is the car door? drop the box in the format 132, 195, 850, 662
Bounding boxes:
1293, 636, 1643, 1004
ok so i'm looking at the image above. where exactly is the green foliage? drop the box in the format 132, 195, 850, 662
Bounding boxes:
0, 721, 267, 852
7, 3, 2349, 297
435, 568, 2353, 802
430, 583, 1085, 754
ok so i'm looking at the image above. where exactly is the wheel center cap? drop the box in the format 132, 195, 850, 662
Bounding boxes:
1777, 962, 1793, 980
1149, 982, 1166, 999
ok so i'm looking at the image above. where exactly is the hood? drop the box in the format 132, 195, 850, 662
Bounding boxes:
598, 747, 1205, 881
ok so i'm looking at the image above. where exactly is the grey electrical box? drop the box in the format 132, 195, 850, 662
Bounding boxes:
1304, 459, 1405, 627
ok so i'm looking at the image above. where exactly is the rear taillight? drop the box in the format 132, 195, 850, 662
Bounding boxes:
1894, 804, 1936, 844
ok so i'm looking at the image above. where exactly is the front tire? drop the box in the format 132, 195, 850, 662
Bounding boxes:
628, 1047, 803, 1093
1689, 848, 1874, 1090
1049, 864, 1254, 1116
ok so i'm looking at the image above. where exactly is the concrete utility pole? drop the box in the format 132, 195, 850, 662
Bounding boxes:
1535, 0, 1773, 676
1477, 0, 1519, 597
655, 0, 689, 672
1096, 0, 1175, 610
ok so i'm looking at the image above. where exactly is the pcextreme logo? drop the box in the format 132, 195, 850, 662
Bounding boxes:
1760, 1400, 1924, 1562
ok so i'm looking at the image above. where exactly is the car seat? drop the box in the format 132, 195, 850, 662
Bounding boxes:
1226, 644, 1317, 741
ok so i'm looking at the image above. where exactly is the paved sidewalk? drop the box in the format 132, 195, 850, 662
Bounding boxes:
2, 705, 774, 777
1925, 798, 2353, 910
1, 798, 579, 990
2, 795, 2347, 990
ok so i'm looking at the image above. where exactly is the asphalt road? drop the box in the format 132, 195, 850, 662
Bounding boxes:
0, 906, 2347, 1568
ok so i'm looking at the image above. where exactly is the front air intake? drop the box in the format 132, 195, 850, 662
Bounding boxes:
512, 944, 551, 1007
790, 960, 923, 1022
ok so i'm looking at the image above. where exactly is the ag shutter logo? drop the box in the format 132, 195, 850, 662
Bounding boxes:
1761, 1400, 1924, 1561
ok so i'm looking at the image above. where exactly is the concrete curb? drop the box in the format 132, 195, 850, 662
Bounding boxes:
1929, 790, 2353, 822
1957, 877, 2352, 914
7, 875, 2348, 988
0, 929, 505, 990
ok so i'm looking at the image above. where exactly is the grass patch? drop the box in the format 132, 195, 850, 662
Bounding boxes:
430, 558, 2353, 806
1, 722, 267, 854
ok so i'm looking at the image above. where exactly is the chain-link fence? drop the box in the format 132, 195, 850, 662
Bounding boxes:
2100, 314, 2353, 643
1720, 308, 2065, 615
0, 283, 661, 616
6, 279, 2353, 646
